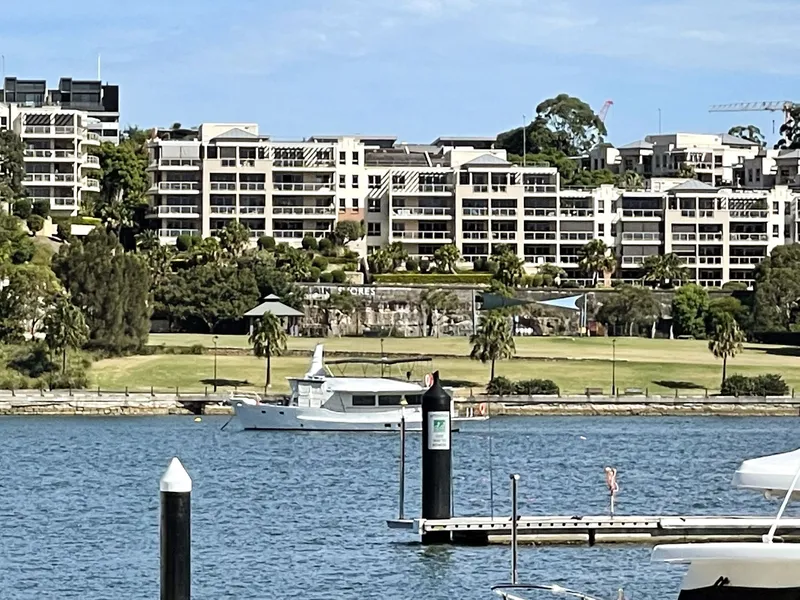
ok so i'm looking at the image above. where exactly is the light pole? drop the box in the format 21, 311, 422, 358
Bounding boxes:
611, 338, 617, 396
213, 335, 219, 392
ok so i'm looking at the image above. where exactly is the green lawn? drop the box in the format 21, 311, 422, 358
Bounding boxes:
91, 335, 800, 395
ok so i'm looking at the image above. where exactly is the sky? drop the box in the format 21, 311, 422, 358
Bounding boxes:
1, 0, 799, 146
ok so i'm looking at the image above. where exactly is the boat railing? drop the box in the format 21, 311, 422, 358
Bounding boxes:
228, 391, 262, 405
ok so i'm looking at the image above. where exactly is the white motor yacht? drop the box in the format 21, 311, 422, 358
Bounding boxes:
232, 344, 488, 432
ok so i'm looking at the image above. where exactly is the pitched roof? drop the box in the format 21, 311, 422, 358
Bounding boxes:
777, 149, 800, 160
720, 133, 760, 147
212, 127, 260, 140
460, 153, 510, 167
244, 295, 304, 318
669, 179, 717, 192
618, 139, 654, 150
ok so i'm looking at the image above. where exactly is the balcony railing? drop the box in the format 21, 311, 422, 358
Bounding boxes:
491, 208, 517, 217
524, 208, 557, 217
622, 256, 649, 265
273, 182, 333, 192
273, 230, 304, 239
491, 231, 517, 241
524, 231, 557, 241
729, 256, 764, 265
680, 210, 697, 218
672, 233, 697, 241
699, 233, 723, 242
240, 182, 265, 191
52, 198, 77, 207
392, 207, 451, 217
420, 184, 453, 193
622, 209, 662, 218
82, 177, 100, 190
560, 232, 593, 241
524, 255, 557, 264
159, 181, 200, 192
25, 149, 78, 159
85, 132, 101, 142
239, 206, 267, 215
730, 233, 768, 242
210, 205, 236, 215
560, 209, 594, 218
463, 208, 488, 217
159, 228, 199, 238
463, 231, 489, 240
153, 159, 201, 169
699, 280, 723, 288
273, 159, 336, 168
524, 184, 557, 194
491, 185, 508, 193
84, 155, 100, 166
472, 185, 489, 193
248, 230, 267, 239
621, 232, 662, 241
698, 256, 722, 265
23, 173, 77, 183
273, 206, 335, 216
730, 210, 768, 219
158, 205, 199, 215
209, 182, 236, 191
393, 231, 450, 241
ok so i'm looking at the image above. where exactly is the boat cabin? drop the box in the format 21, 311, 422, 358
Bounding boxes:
287, 376, 432, 412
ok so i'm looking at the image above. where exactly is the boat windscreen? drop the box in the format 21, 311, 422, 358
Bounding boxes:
326, 357, 433, 366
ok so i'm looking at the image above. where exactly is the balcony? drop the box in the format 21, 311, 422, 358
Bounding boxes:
22, 125, 78, 137
491, 208, 517, 217
699, 280, 723, 288
157, 181, 200, 193
272, 206, 335, 217
622, 256, 648, 266
209, 182, 236, 191
239, 182, 265, 191
524, 184, 557, 194
491, 231, 516, 241
622, 209, 662, 218
524, 231, 557, 241
393, 231, 451, 241
23, 173, 77, 184
463, 208, 489, 217
392, 207, 451, 218
560, 255, 580, 265
621, 232, 662, 242
25, 149, 77, 160
730, 210, 768, 219
83, 155, 100, 167
560, 209, 594, 218
51, 198, 78, 209
273, 230, 329, 240
729, 256, 764, 265
148, 159, 201, 170
82, 178, 101, 192
524, 255, 557, 264
248, 230, 267, 239
491, 185, 508, 193
392, 184, 453, 195
698, 256, 722, 265
524, 208, 558, 217
159, 228, 199, 239
463, 231, 489, 240
84, 131, 101, 144
239, 206, 267, 215
672, 233, 697, 241
273, 158, 336, 169
472, 185, 489, 193
157, 205, 199, 218
273, 182, 334, 193
699, 233, 723, 242
420, 184, 453, 194
730, 233, 768, 242
210, 205, 236, 215
560, 232, 593, 241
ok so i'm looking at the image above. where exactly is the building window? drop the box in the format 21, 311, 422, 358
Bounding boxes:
368, 222, 381, 236
598, 200, 605, 212
598, 224, 605, 236
748, 169, 754, 183
352, 174, 359, 188
392, 174, 405, 186
773, 224, 780, 237
339, 198, 346, 211
352, 151, 359, 165
351, 198, 359, 209
368, 175, 381, 189
368, 198, 380, 213
339, 151, 346, 165
339, 175, 346, 188
368, 245, 380, 254
773, 201, 779, 215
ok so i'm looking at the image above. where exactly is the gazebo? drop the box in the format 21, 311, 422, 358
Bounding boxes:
244, 294, 304, 336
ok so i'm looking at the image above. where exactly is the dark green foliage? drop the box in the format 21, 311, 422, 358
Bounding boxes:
0, 214, 34, 264
331, 269, 347, 284
312, 255, 329, 271
514, 378, 560, 395
55, 221, 74, 243
52, 229, 151, 352
258, 236, 276, 251
302, 236, 318, 251
721, 374, 789, 397
1, 343, 90, 390
319, 272, 333, 283
0, 130, 26, 202
405, 257, 419, 272
332, 220, 365, 245
721, 281, 748, 292
176, 234, 201, 252
12, 198, 32, 220
374, 273, 492, 284
318, 238, 334, 254
752, 244, 800, 331
486, 376, 515, 395
472, 257, 496, 273
596, 285, 660, 336
706, 296, 746, 332
26, 214, 44, 233
32, 198, 51, 218
672, 284, 710, 338
308, 266, 321, 282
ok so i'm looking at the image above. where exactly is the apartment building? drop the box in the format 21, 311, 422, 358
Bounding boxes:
0, 102, 101, 215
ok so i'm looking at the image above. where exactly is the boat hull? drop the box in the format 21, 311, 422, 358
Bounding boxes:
232, 402, 485, 432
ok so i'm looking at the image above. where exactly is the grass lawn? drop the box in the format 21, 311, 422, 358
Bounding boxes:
92, 335, 800, 395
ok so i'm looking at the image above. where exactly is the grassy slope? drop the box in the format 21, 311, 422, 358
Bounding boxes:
90, 334, 800, 395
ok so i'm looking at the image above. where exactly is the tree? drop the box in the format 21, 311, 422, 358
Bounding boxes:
642, 253, 689, 288
578, 239, 616, 286
43, 292, 89, 373
368, 248, 393, 275
12, 198, 32, 220
217, 220, 251, 258
708, 313, 745, 387
32, 198, 50, 219
618, 171, 645, 190
706, 296, 746, 334
752, 244, 800, 331
433, 244, 460, 274
776, 106, 800, 150
0, 130, 26, 204
595, 285, 660, 336
94, 140, 149, 246
728, 125, 765, 147
671, 284, 709, 338
332, 220, 364, 246
242, 251, 305, 310
274, 244, 313, 281
678, 163, 696, 179
492, 247, 524, 287
0, 214, 35, 264
321, 291, 362, 336
0, 263, 61, 341
470, 312, 516, 382
249, 312, 287, 387
419, 289, 460, 337
26, 215, 44, 234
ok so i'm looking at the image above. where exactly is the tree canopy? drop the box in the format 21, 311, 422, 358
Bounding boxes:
752, 244, 800, 331
0, 130, 26, 204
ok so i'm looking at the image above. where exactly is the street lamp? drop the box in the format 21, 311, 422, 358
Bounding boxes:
213, 335, 219, 392
611, 338, 617, 396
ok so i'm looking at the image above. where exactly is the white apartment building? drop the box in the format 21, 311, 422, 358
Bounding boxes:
0, 102, 101, 216
147, 123, 799, 287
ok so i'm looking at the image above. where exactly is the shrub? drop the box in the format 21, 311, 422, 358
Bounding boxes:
343, 262, 358, 272
514, 379, 560, 395
312, 255, 329, 270
308, 266, 321, 282
258, 236, 276, 251
343, 249, 360, 260
531, 274, 544, 287
302, 236, 318, 251
721, 281, 748, 291
69, 215, 102, 225
486, 376, 515, 395
331, 269, 347, 284
419, 259, 431, 273
48, 370, 90, 390
560, 280, 579, 289
721, 373, 789, 397
26, 214, 45, 233
318, 238, 334, 254
319, 272, 334, 283
374, 273, 493, 284
176, 234, 196, 252
32, 198, 51, 218
12, 198, 32, 220
541, 274, 554, 287
405, 257, 419, 272
56, 222, 74, 242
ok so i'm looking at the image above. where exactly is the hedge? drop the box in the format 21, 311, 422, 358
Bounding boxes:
721, 374, 789, 397
374, 273, 492, 285
486, 376, 560, 396
70, 216, 102, 226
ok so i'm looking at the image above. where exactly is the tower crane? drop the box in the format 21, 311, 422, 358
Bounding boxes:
598, 100, 614, 123
709, 101, 796, 125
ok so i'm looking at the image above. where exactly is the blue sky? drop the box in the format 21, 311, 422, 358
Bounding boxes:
2, 0, 797, 146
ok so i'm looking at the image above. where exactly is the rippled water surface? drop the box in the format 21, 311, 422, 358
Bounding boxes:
1, 415, 799, 599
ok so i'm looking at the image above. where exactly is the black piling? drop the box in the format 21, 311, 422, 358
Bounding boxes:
160, 457, 192, 600
421, 370, 452, 544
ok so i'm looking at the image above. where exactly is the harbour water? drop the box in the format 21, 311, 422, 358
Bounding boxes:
1, 415, 798, 599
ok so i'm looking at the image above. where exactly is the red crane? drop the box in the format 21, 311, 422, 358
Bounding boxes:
598, 100, 614, 123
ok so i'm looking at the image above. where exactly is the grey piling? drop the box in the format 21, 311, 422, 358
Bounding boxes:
510, 474, 520, 585
421, 371, 452, 544
160, 457, 192, 600
398, 401, 407, 520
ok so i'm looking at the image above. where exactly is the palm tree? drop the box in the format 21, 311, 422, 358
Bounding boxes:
419, 289, 459, 337
579, 239, 616, 286
620, 171, 645, 190
249, 313, 288, 388
43, 292, 89, 373
708, 313, 745, 387
642, 253, 689, 288
469, 313, 516, 382
433, 244, 460, 274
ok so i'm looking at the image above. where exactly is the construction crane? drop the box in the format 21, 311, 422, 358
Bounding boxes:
598, 100, 614, 123
709, 101, 796, 125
